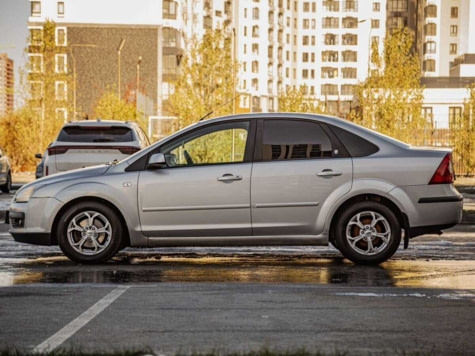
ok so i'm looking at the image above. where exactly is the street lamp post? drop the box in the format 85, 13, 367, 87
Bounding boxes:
70, 44, 98, 120
136, 55, 142, 105
117, 39, 126, 100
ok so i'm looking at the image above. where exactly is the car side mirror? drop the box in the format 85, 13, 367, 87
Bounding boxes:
35, 153, 43, 159
147, 153, 167, 169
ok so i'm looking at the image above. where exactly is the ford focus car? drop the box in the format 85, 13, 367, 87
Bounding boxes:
7, 113, 463, 264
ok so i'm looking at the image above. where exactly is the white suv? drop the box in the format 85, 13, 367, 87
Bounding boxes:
44, 120, 150, 176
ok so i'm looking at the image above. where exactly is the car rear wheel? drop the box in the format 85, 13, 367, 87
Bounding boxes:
1, 171, 11, 193
57, 201, 124, 264
334, 201, 401, 265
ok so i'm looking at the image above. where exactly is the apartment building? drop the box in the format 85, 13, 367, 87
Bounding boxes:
28, 0, 184, 124
0, 54, 14, 116
231, 0, 386, 115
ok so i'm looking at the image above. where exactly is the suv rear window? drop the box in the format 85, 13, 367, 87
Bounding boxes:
57, 126, 134, 143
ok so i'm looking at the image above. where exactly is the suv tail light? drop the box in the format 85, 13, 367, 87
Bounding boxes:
48, 146, 69, 155
48, 146, 141, 155
429, 153, 455, 184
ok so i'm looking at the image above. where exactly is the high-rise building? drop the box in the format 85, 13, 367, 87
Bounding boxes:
26, 0, 475, 137
0, 53, 14, 116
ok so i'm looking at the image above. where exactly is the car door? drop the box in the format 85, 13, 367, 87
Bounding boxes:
251, 118, 353, 236
0, 147, 7, 184
138, 120, 254, 237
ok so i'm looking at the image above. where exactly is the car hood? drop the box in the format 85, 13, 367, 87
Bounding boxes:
28, 164, 111, 187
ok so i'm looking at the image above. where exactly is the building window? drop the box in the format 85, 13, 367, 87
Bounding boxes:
252, 60, 259, 73
450, 7, 458, 18
56, 27, 67, 46
324, 34, 338, 45
450, 25, 458, 36
388, 0, 408, 12
252, 25, 259, 38
449, 107, 462, 124
252, 7, 259, 20
322, 51, 338, 62
29, 27, 43, 45
342, 17, 358, 29
388, 16, 407, 30
303, 19, 310, 29
342, 67, 357, 78
56, 108, 67, 122
323, 1, 339, 12
30, 81, 43, 100
163, 0, 177, 20
303, 2, 310, 12
252, 43, 259, 54
31, 1, 41, 16
423, 41, 436, 54
450, 43, 457, 55
425, 5, 437, 17
342, 50, 357, 62
341, 84, 354, 96
162, 27, 178, 47
373, 2, 380, 12
29, 54, 43, 73
302, 69, 309, 79
422, 107, 433, 123
163, 54, 177, 74
322, 17, 339, 29
423, 59, 435, 72
302, 53, 309, 62
425, 23, 436, 36
321, 67, 338, 79
55, 81, 67, 101
371, 19, 380, 29
55, 54, 67, 73
57, 1, 65, 16
321, 84, 338, 95
343, 1, 358, 12
302, 36, 309, 46
342, 33, 357, 45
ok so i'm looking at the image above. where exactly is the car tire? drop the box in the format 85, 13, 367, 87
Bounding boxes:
57, 201, 124, 264
1, 171, 11, 193
334, 201, 401, 265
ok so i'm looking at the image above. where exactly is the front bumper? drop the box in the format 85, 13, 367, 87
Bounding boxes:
8, 197, 63, 246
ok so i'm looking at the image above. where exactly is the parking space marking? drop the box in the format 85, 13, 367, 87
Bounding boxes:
33, 286, 130, 353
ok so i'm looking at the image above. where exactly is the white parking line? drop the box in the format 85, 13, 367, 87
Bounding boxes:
33, 286, 130, 353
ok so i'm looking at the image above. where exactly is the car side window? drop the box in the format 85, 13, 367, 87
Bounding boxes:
262, 120, 334, 161
161, 121, 250, 167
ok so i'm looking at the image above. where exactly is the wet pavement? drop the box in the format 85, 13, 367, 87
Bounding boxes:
1, 184, 474, 355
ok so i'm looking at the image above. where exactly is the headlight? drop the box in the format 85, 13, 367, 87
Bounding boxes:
14, 185, 43, 203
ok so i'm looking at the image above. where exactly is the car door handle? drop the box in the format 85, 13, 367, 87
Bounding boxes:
217, 174, 243, 182
317, 169, 342, 177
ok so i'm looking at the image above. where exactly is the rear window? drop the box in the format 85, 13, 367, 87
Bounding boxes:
330, 125, 379, 157
57, 126, 134, 143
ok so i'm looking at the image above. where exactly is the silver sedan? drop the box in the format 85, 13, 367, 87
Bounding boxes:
7, 113, 463, 264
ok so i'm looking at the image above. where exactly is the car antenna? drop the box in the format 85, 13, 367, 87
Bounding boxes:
199, 92, 244, 121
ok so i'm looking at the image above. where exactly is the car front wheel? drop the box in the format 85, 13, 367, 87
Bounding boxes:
334, 201, 401, 265
57, 201, 124, 264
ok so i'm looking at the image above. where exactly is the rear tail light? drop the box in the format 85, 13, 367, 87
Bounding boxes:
47, 146, 141, 155
429, 153, 455, 184
117, 146, 141, 154
48, 146, 69, 155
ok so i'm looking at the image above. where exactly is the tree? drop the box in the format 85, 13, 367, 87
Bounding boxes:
27, 19, 71, 152
450, 84, 475, 175
0, 107, 41, 171
278, 85, 325, 113
93, 87, 147, 131
167, 29, 237, 131
350, 28, 426, 145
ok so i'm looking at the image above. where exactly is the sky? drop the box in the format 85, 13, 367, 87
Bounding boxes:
0, 0, 30, 107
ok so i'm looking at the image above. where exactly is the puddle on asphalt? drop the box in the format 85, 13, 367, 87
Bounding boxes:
1, 253, 474, 289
